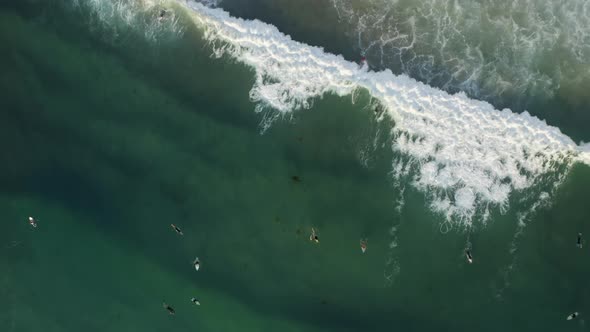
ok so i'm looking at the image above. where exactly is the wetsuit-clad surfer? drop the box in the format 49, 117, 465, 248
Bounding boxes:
310, 228, 319, 243
465, 250, 473, 264
191, 297, 200, 306
567, 312, 578, 320
171, 224, 183, 236
163, 302, 175, 315
577, 233, 583, 248
359, 55, 369, 70
158, 9, 167, 22
360, 239, 367, 253
28, 216, 37, 228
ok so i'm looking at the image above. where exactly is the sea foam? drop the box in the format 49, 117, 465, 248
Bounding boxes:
580, 143, 590, 165
74, 0, 589, 226
182, 1, 590, 226
331, 0, 590, 108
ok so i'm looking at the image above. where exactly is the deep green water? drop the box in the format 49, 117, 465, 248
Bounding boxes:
1, 1, 590, 331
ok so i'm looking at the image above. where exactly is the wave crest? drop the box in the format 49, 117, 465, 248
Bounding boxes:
331, 0, 590, 109
186, 1, 588, 226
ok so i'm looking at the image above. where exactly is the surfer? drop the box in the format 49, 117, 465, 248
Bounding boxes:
310, 228, 319, 244
577, 233, 582, 248
28, 216, 37, 228
193, 257, 200, 271
191, 297, 200, 306
157, 9, 167, 22
163, 302, 175, 315
360, 238, 367, 253
359, 55, 368, 70
465, 249, 473, 264
291, 175, 301, 183
171, 224, 183, 236
567, 312, 578, 320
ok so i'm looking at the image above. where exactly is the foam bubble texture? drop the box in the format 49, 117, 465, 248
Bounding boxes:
71, 0, 185, 43
182, 1, 589, 225
579, 143, 590, 165
75, 0, 587, 225
331, 0, 590, 107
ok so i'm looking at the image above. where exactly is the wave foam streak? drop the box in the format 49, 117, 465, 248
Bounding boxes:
184, 1, 587, 226
71, 0, 185, 44
331, 0, 590, 108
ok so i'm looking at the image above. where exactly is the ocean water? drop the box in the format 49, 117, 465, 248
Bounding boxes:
220, 0, 590, 143
1, 0, 589, 331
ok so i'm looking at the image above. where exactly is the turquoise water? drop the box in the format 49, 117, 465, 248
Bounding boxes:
1, 0, 590, 331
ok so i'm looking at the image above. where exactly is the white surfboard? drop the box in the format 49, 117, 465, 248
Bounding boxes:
193, 257, 200, 271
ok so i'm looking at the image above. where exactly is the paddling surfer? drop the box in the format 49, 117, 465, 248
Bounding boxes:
163, 302, 175, 315
567, 312, 578, 320
360, 238, 367, 253
28, 216, 37, 228
359, 55, 367, 69
171, 224, 183, 236
465, 249, 473, 264
310, 228, 319, 244
577, 233, 583, 248
191, 297, 200, 306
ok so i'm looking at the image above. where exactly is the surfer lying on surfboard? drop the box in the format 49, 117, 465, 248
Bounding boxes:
360, 238, 367, 253
170, 224, 183, 236
310, 228, 319, 244
163, 302, 175, 315
28, 216, 37, 228
465, 249, 473, 264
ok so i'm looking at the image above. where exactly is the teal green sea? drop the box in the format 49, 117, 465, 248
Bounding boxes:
1, 1, 590, 331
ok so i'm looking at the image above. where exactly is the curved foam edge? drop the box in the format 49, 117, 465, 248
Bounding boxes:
181, 1, 587, 225
72, 0, 588, 225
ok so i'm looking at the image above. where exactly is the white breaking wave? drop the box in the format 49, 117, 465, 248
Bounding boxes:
580, 143, 590, 165
72, 0, 590, 226
182, 1, 589, 226
331, 0, 590, 107
197, 0, 221, 7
